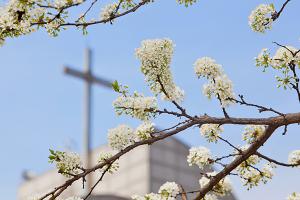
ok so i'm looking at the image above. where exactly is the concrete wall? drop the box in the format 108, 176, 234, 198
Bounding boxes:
149, 137, 236, 200
18, 145, 150, 200
18, 137, 237, 200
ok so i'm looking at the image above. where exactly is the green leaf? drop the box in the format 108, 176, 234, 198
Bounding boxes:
112, 80, 120, 92
49, 149, 55, 155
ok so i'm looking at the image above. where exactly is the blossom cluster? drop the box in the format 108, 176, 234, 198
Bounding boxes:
132, 182, 180, 200
135, 121, 155, 141
113, 92, 158, 120
200, 124, 223, 143
248, 4, 275, 33
199, 171, 232, 197
48, 149, 82, 177
0, 0, 46, 46
234, 146, 274, 189
288, 150, 300, 166
194, 57, 235, 107
98, 152, 120, 173
54, 0, 83, 8
108, 122, 155, 151
256, 46, 300, 69
239, 163, 274, 189
108, 124, 135, 151
100, 3, 118, 21
135, 39, 184, 103
242, 125, 265, 144
187, 146, 212, 169
256, 46, 300, 89
194, 57, 223, 79
287, 192, 300, 200
177, 0, 197, 7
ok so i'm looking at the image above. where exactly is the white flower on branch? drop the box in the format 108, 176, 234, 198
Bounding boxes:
248, 4, 275, 33
132, 182, 179, 200
239, 164, 274, 189
98, 152, 119, 174
199, 171, 232, 197
288, 150, 300, 166
272, 46, 300, 68
108, 124, 135, 151
158, 182, 180, 200
177, 0, 197, 7
187, 146, 212, 169
203, 74, 235, 107
54, 0, 83, 8
0, 0, 46, 44
135, 38, 184, 103
132, 193, 161, 200
194, 56, 235, 107
235, 145, 261, 168
200, 124, 223, 143
255, 48, 272, 69
113, 92, 158, 120
48, 150, 82, 178
100, 3, 118, 21
242, 125, 266, 144
287, 192, 300, 200
194, 57, 223, 79
256, 46, 300, 89
135, 121, 155, 141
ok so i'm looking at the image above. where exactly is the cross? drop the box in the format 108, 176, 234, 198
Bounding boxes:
63, 48, 113, 193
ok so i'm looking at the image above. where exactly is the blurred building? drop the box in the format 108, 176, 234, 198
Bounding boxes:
18, 137, 237, 200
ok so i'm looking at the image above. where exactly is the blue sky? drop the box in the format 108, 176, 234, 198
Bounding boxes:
0, 0, 300, 199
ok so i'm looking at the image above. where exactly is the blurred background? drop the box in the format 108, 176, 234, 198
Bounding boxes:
0, 0, 300, 199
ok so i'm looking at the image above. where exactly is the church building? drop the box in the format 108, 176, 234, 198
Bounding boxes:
18, 137, 237, 200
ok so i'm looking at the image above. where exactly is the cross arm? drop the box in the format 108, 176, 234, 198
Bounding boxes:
64, 66, 112, 89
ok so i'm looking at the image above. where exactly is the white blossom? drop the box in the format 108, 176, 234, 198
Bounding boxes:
272, 46, 300, 68
194, 57, 223, 79
255, 48, 272, 68
235, 145, 261, 168
54, 0, 83, 8
98, 152, 119, 173
158, 182, 180, 200
195, 57, 235, 107
242, 125, 265, 144
200, 124, 223, 143
113, 92, 158, 120
239, 164, 273, 189
287, 192, 300, 200
135, 121, 155, 141
177, 0, 197, 7
203, 74, 235, 107
0, 0, 47, 42
48, 150, 82, 178
187, 147, 212, 169
199, 171, 232, 197
108, 124, 135, 151
248, 4, 275, 33
132, 193, 161, 200
135, 38, 184, 103
288, 150, 300, 166
255, 46, 300, 89
100, 3, 118, 21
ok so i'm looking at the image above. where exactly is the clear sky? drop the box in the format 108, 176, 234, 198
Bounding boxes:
0, 0, 300, 199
